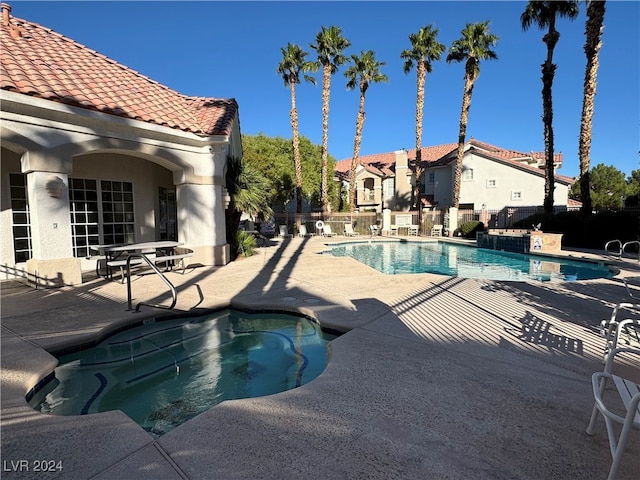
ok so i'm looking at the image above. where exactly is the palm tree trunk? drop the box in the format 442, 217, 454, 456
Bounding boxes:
321, 65, 332, 217
413, 61, 426, 224
349, 87, 367, 213
542, 20, 559, 214
579, 0, 606, 216
453, 65, 475, 208
290, 82, 303, 214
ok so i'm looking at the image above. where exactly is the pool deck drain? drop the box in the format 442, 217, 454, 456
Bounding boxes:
2, 235, 640, 480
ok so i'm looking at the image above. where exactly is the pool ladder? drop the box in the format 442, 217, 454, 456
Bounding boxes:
605, 240, 640, 261
124, 253, 202, 312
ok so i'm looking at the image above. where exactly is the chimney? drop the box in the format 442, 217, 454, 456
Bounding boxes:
2, 3, 11, 26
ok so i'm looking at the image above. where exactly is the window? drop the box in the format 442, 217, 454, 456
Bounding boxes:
9, 174, 32, 263
486, 179, 497, 188
511, 191, 523, 201
101, 180, 135, 246
69, 178, 135, 257
428, 172, 435, 183
158, 187, 177, 241
69, 178, 100, 258
383, 178, 395, 198
362, 178, 375, 201
462, 168, 474, 181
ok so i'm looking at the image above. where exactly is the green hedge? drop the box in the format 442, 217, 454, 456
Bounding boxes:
456, 220, 485, 238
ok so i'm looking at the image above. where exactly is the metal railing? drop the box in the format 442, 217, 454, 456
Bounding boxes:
126, 254, 178, 312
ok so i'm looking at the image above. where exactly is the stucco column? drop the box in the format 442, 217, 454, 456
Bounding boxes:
177, 182, 230, 266
447, 207, 458, 237
382, 208, 391, 235
25, 170, 82, 286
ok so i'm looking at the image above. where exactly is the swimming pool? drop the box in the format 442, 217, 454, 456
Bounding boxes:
28, 309, 336, 437
327, 240, 613, 282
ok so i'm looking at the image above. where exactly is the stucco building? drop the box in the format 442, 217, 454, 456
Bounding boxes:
1, 3, 242, 286
335, 139, 574, 213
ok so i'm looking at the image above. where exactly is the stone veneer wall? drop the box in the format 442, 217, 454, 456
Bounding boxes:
477, 230, 563, 254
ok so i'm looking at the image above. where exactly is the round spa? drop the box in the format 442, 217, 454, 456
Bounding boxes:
27, 308, 338, 437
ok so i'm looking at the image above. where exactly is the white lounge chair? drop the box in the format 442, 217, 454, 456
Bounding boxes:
298, 224, 313, 237
370, 225, 379, 236
600, 281, 640, 362
600, 302, 640, 363
408, 225, 419, 236
344, 223, 360, 237
278, 225, 291, 238
586, 347, 640, 480
431, 224, 443, 237
322, 224, 336, 237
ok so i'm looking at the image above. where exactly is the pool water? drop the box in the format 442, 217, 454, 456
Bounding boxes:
28, 309, 336, 437
328, 241, 612, 282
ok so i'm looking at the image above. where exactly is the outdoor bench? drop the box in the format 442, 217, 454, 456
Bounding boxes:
108, 247, 194, 282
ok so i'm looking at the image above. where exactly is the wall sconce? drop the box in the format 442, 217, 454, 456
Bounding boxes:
45, 176, 65, 199
482, 203, 486, 210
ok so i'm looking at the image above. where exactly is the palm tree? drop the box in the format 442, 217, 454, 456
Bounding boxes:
344, 50, 389, 214
521, 1, 579, 214
225, 156, 274, 259
446, 21, 499, 208
310, 26, 351, 217
276, 43, 316, 214
578, 0, 606, 216
401, 25, 445, 224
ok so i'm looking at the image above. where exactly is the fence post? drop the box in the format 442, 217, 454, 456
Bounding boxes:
382, 209, 391, 235
448, 207, 458, 237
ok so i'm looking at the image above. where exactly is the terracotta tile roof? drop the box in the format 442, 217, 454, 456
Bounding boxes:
420, 195, 436, 207
337, 139, 569, 184
335, 152, 397, 181
411, 142, 459, 162
469, 139, 562, 166
0, 4, 237, 136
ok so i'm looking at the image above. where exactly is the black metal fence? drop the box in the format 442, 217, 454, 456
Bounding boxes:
267, 204, 618, 237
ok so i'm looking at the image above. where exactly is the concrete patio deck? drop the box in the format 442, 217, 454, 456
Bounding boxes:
2, 236, 640, 479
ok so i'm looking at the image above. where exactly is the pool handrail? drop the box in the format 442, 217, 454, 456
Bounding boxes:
605, 240, 622, 257
126, 253, 177, 312
622, 240, 640, 261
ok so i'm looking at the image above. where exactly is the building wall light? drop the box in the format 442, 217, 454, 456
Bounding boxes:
45, 176, 64, 199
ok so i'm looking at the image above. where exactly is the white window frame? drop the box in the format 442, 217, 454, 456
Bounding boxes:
383, 178, 395, 198
9, 173, 32, 263
462, 168, 474, 181
486, 178, 497, 188
511, 191, 523, 201
69, 178, 136, 257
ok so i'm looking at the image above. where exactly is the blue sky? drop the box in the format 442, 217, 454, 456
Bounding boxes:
11, 1, 639, 179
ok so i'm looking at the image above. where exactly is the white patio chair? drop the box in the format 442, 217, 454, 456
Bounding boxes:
278, 225, 291, 238
344, 223, 360, 237
408, 225, 419, 236
322, 224, 336, 237
298, 224, 313, 237
586, 347, 640, 480
370, 225, 379, 237
601, 304, 640, 362
431, 224, 443, 237
600, 281, 640, 363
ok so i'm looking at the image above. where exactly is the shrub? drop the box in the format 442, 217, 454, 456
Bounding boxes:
456, 220, 484, 238
235, 230, 256, 258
